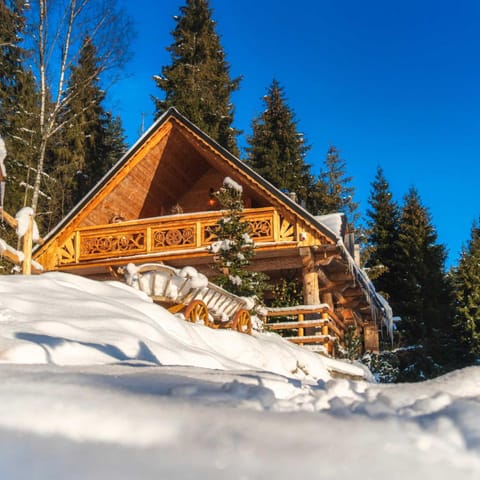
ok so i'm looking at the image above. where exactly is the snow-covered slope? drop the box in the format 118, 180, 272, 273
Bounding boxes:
0, 272, 350, 379
0, 272, 480, 479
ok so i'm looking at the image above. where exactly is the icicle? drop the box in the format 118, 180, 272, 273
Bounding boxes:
337, 236, 394, 338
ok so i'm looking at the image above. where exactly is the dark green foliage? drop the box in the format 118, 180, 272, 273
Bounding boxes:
364, 167, 401, 296
1, 1, 129, 237
209, 178, 268, 300
451, 219, 480, 364
268, 275, 303, 333
361, 348, 444, 383
363, 182, 460, 381
46, 36, 126, 227
393, 188, 452, 348
271, 275, 303, 309
153, 0, 240, 154
246, 80, 313, 207
0, 1, 40, 213
361, 351, 400, 383
337, 325, 363, 360
311, 145, 359, 227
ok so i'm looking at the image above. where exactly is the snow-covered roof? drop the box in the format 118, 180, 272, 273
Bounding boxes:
315, 213, 345, 239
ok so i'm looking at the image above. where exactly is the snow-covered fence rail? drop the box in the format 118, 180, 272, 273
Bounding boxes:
262, 305, 346, 355
0, 207, 43, 274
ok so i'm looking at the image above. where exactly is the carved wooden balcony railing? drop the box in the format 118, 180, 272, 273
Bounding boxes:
54, 207, 299, 267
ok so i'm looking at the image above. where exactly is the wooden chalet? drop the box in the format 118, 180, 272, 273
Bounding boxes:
33, 108, 392, 353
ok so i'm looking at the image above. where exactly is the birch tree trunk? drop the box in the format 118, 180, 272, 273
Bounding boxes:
26, 0, 132, 213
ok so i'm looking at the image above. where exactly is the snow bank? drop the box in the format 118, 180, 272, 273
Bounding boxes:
0, 272, 333, 381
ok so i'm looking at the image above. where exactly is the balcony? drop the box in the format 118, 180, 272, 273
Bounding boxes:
52, 207, 299, 267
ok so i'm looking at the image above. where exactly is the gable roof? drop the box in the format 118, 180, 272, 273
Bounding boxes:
38, 108, 339, 244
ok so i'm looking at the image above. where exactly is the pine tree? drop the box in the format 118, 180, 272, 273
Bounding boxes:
153, 0, 240, 154
394, 188, 451, 349
364, 167, 401, 296
311, 145, 359, 227
209, 177, 268, 299
451, 219, 480, 364
47, 36, 126, 225
0, 1, 40, 214
246, 79, 312, 207
17, 0, 132, 215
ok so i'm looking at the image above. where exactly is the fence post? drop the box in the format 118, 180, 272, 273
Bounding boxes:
22, 213, 34, 275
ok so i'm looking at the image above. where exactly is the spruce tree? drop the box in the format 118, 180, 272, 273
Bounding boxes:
0, 1, 40, 213
394, 188, 451, 350
364, 167, 401, 296
209, 177, 268, 299
451, 219, 480, 364
153, 0, 240, 154
311, 145, 359, 227
246, 79, 312, 207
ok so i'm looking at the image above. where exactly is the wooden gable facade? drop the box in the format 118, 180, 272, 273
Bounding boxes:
33, 108, 390, 351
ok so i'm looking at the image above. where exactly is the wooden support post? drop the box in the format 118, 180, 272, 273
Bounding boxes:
321, 311, 330, 335
321, 311, 331, 354
301, 248, 320, 305
22, 213, 33, 275
364, 324, 380, 353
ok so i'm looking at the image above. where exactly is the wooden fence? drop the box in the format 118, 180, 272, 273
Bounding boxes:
263, 305, 346, 355
0, 207, 41, 274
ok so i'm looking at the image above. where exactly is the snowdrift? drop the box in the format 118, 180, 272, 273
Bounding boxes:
0, 271, 362, 380
1, 272, 480, 479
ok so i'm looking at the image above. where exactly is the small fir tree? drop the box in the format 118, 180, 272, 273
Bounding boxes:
451, 219, 480, 364
246, 79, 313, 206
209, 177, 268, 300
311, 145, 359, 228
153, 0, 240, 154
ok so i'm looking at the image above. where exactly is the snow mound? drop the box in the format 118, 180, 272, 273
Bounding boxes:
0, 272, 335, 381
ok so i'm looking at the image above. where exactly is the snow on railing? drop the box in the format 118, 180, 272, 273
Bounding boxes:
0, 207, 43, 274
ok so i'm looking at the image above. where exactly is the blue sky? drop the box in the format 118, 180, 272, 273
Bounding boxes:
111, 0, 480, 268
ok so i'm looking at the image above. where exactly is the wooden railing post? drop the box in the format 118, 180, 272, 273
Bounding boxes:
22, 213, 34, 275
298, 313, 304, 337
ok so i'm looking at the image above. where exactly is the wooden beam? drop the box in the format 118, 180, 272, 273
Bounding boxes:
301, 247, 320, 305
248, 255, 304, 272
0, 207, 18, 228
316, 267, 335, 289
284, 335, 331, 344
0, 247, 21, 265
